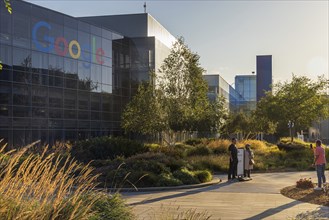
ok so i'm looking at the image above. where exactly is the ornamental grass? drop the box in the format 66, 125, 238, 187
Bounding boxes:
0, 139, 100, 220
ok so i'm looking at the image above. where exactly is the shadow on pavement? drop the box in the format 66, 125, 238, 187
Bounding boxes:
129, 179, 238, 206
244, 200, 301, 220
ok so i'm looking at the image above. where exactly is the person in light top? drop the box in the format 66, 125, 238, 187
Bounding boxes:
313, 139, 327, 190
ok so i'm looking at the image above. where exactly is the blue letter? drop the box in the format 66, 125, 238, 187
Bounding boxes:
81, 44, 91, 68
32, 21, 54, 53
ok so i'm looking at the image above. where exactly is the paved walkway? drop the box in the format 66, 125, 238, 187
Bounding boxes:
123, 171, 329, 220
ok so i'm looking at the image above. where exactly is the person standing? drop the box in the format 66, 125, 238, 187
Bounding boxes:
244, 144, 254, 179
313, 139, 327, 190
228, 138, 238, 180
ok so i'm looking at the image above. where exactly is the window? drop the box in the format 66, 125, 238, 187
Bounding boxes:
64, 58, 78, 77
13, 48, 31, 72
32, 107, 47, 118
49, 54, 64, 77
91, 93, 101, 111
78, 21, 90, 33
0, 44, 12, 69
64, 110, 76, 119
13, 84, 30, 106
32, 86, 48, 107
78, 110, 89, 120
13, 13, 31, 48
49, 108, 63, 118
0, 9, 12, 45
64, 89, 77, 109
49, 88, 62, 108
32, 51, 48, 74
102, 66, 112, 85
0, 82, 11, 105
78, 91, 89, 110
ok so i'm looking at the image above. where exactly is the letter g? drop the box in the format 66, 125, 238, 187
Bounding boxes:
32, 21, 54, 53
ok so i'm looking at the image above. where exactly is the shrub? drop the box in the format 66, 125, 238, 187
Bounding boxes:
157, 145, 187, 158
157, 173, 183, 186
185, 138, 203, 146
186, 146, 213, 157
145, 143, 161, 151
296, 178, 314, 189
194, 170, 212, 183
72, 136, 146, 162
173, 168, 200, 185
89, 193, 134, 220
188, 155, 228, 172
207, 139, 231, 154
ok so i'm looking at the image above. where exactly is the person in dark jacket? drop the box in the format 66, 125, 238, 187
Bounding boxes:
228, 138, 238, 180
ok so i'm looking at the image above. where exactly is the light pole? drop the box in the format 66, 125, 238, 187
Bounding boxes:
288, 120, 294, 142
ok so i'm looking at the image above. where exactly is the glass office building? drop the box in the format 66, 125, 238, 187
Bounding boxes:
235, 75, 257, 113
79, 14, 176, 94
0, 0, 150, 147
203, 74, 244, 112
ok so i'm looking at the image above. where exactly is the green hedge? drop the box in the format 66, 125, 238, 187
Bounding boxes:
72, 136, 146, 162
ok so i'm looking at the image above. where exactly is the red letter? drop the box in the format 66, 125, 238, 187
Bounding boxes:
54, 37, 68, 56
96, 48, 104, 65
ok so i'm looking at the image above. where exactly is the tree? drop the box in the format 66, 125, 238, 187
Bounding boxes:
121, 72, 166, 136
256, 75, 329, 141
122, 38, 228, 144
158, 37, 222, 132
222, 110, 276, 140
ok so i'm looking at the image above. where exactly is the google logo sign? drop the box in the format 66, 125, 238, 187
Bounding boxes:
32, 21, 106, 68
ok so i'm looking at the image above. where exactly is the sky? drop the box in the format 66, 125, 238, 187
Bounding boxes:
25, 0, 328, 85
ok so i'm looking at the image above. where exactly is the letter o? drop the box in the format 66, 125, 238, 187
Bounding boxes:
69, 40, 81, 59
54, 37, 68, 56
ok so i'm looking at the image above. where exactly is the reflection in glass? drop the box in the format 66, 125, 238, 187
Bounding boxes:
13, 84, 30, 106
0, 9, 12, 45
49, 54, 64, 77
32, 86, 48, 107
13, 13, 30, 48
49, 108, 63, 118
49, 88, 62, 108
13, 48, 31, 72
64, 89, 77, 109
32, 107, 47, 118
0, 82, 11, 105
13, 106, 31, 117
64, 58, 78, 78
78, 91, 89, 110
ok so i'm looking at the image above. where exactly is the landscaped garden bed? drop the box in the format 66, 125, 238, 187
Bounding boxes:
65, 136, 328, 188
281, 186, 329, 206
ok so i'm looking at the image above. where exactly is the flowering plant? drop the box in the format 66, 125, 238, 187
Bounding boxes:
296, 178, 313, 189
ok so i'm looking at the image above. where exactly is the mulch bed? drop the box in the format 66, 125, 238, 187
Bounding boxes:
281, 185, 329, 207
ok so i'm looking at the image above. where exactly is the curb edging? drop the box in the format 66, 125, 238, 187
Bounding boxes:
108, 178, 222, 193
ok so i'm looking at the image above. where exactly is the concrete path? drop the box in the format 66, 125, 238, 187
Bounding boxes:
123, 171, 329, 220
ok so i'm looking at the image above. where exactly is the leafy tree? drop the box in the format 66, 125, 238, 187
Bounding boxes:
158, 37, 223, 132
222, 110, 276, 140
256, 75, 329, 141
122, 38, 227, 144
121, 72, 166, 136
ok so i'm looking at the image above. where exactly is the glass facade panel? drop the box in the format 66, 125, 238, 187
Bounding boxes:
0, 0, 156, 146
13, 11, 31, 48
0, 7, 12, 45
